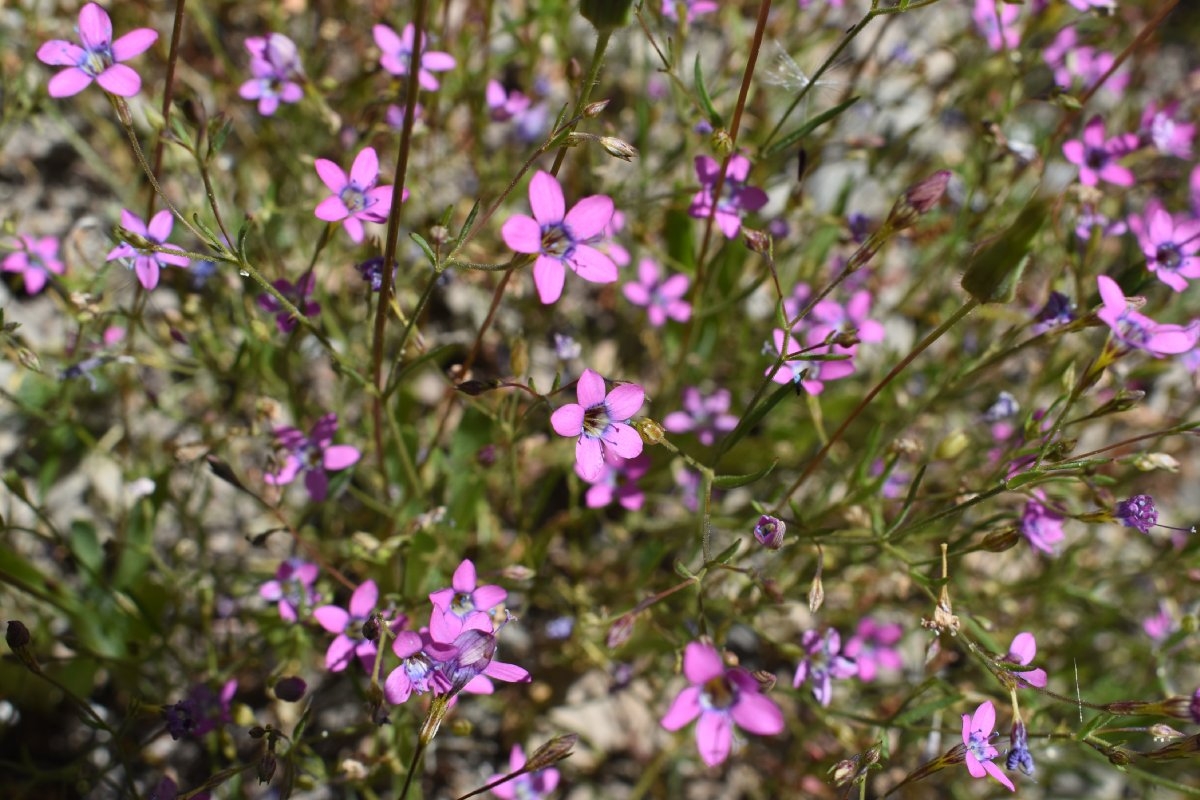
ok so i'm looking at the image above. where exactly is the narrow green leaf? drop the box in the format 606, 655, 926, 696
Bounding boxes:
1004, 470, 1044, 490
716, 382, 793, 460
713, 460, 778, 488
711, 539, 742, 565
1076, 713, 1115, 741
410, 232, 438, 267
765, 96, 860, 157
674, 560, 696, 580
693, 54, 722, 126
68, 520, 103, 575
454, 200, 481, 250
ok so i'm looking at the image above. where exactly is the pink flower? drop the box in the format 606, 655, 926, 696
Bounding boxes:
239, 33, 304, 116
663, 387, 738, 446
843, 618, 903, 682
1095, 275, 1200, 356
105, 209, 189, 290
689, 154, 768, 239
1043, 29, 1128, 93
501, 171, 617, 304
1020, 494, 1065, 555
1066, 0, 1115, 10
485, 80, 531, 122
1142, 604, 1174, 642
313, 147, 400, 243
550, 368, 644, 482
961, 701, 1015, 792
428, 559, 508, 642
662, 0, 720, 22
259, 558, 320, 622
578, 451, 650, 510
264, 413, 361, 501
1005, 632, 1048, 689
314, 580, 387, 672
973, 0, 1020, 51
373, 23, 455, 91
661, 641, 785, 767
1127, 200, 1200, 292
37, 2, 157, 98
807, 290, 885, 349
793, 628, 857, 706
1140, 101, 1195, 159
1063, 116, 1139, 187
488, 744, 560, 800
623, 258, 691, 326
2, 235, 65, 294
767, 329, 856, 394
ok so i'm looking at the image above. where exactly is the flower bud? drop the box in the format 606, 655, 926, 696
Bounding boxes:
710, 128, 733, 157
273, 676, 307, 702
753, 515, 786, 549
257, 751, 277, 784
582, 99, 610, 117
527, 734, 579, 770
600, 136, 638, 161
743, 228, 771, 255
6, 620, 41, 674
579, 0, 634, 31
634, 417, 665, 445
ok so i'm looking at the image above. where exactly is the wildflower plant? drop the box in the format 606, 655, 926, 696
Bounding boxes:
6, 0, 1200, 797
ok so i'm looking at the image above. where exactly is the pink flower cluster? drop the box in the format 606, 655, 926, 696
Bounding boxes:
767, 282, 883, 394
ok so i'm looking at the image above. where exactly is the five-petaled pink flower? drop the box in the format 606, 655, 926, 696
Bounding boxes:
239, 33, 304, 116
972, 0, 1020, 51
661, 641, 785, 767
1005, 632, 1048, 689
428, 559, 508, 642
1128, 200, 1200, 293
37, 3, 158, 98
663, 387, 737, 447
689, 154, 768, 239
3, 235, 65, 295
1063, 116, 1139, 187
106, 209, 190, 290
550, 368, 643, 482
264, 412, 361, 501
502, 171, 618, 304
373, 23, 456, 91
313, 580, 386, 672
314, 147, 400, 243
623, 258, 692, 327
961, 701, 1015, 792
1095, 275, 1199, 357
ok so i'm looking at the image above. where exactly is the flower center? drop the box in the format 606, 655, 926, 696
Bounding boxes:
1156, 243, 1183, 270
699, 675, 737, 711
582, 404, 612, 438
966, 730, 993, 762
81, 46, 114, 78
341, 186, 369, 213
449, 591, 475, 616
1084, 147, 1108, 170
541, 223, 571, 257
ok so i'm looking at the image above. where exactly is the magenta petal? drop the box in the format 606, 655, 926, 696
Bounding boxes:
695, 712, 733, 766
602, 423, 643, 460
563, 195, 614, 240
384, 667, 413, 704
350, 147, 379, 187
661, 686, 702, 730
1022, 667, 1048, 688
1096, 276, 1125, 313
429, 586, 454, 612
37, 40, 84, 66
324, 635, 355, 671
97, 63, 143, 96
484, 660, 531, 683
146, 210, 174, 243
472, 584, 507, 610
134, 258, 160, 290
314, 159, 347, 193
528, 171, 565, 226
1148, 207, 1173, 244
973, 702, 996, 735
623, 282, 651, 305
364, 186, 394, 220
983, 760, 1016, 791
452, 559, 477, 591
315, 196, 350, 222
304, 469, 329, 501
373, 24, 401, 53
575, 436, 604, 481
730, 692, 784, 735
567, 245, 618, 284
349, 580, 378, 618
265, 456, 301, 486
683, 642, 725, 683
575, 369, 607, 407
551, 403, 585, 437
532, 255, 566, 303
1062, 141, 1084, 166
422, 52, 456, 71
965, 751, 986, 778
1008, 632, 1037, 664
661, 274, 690, 297
313, 605, 350, 633
605, 383, 645, 420
322, 445, 360, 471
311, 413, 338, 444
112, 28, 158, 61
24, 270, 48, 294
500, 215, 542, 253
48, 69, 93, 97
78, 3, 113, 51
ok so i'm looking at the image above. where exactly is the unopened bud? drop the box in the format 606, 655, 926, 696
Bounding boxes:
935, 429, 969, 460
249, 725, 268, 739
905, 170, 951, 215
527, 734, 579, 770
753, 515, 785, 550
743, 228, 771, 255
258, 751, 277, 784
361, 613, 382, 642
830, 759, 859, 786
564, 132, 586, 147
808, 574, 825, 612
710, 129, 733, 157
6, 620, 41, 674
980, 526, 1020, 552
752, 670, 777, 692
579, 0, 634, 31
607, 613, 636, 649
273, 676, 307, 702
1149, 723, 1185, 741
600, 137, 638, 161
635, 418, 665, 445
582, 99, 610, 118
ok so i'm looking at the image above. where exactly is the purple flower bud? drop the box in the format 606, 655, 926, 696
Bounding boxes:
273, 676, 307, 702
1115, 495, 1158, 533
754, 515, 786, 550
1006, 720, 1035, 774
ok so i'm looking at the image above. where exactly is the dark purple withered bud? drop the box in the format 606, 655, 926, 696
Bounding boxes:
440, 628, 497, 694
248, 725, 268, 739
6, 620, 41, 674
273, 676, 307, 702
361, 613, 382, 642
257, 751, 277, 784
1006, 720, 1035, 774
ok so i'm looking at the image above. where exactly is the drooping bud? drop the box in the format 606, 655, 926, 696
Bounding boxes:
579, 0, 634, 32
581, 99, 610, 118
6, 620, 41, 674
527, 734, 579, 770
600, 136, 638, 161
885, 170, 952, 231
1006, 720, 1035, 775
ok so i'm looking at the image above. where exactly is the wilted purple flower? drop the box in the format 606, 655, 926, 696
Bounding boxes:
428, 559, 508, 642
579, 451, 650, 510
843, 618, 903, 682
689, 155, 768, 239
259, 558, 319, 622
1032, 291, 1074, 333
501, 171, 617, 304
314, 580, 387, 672
264, 413, 361, 501
1115, 494, 1158, 533
662, 641, 785, 767
106, 209, 189, 290
37, 3, 158, 98
1063, 116, 1139, 187
550, 369, 644, 482
314, 147, 400, 243
1096, 276, 1200, 357
793, 628, 856, 706
1006, 719, 1035, 775
663, 387, 737, 446
623, 258, 691, 326
1005, 632, 1048, 688
239, 33, 304, 115
163, 680, 237, 739
1127, 200, 1200, 293
373, 23, 455, 91
488, 744, 560, 800
256, 274, 321, 333
1020, 496, 1065, 555
962, 701, 1015, 791
2, 235, 65, 295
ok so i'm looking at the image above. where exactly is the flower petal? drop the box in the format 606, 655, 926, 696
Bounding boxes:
112, 28, 158, 61
532, 255, 566, 304
314, 159, 348, 194
529, 171, 565, 226
575, 436, 604, 482
576, 369, 607, 408
350, 147, 379, 188
349, 580, 378, 618
147, 210, 174, 243
730, 691, 784, 735
661, 686, 702, 730
973, 701, 996, 735
97, 62, 144, 96
500, 214, 543, 254
566, 244, 618, 284
323, 445, 360, 471
602, 422, 643, 460
563, 195, 614, 240
550, 403, 585, 437
313, 604, 349, 633
1008, 632, 1037, 665
78, 3, 113, 51
304, 469, 329, 501
983, 760, 1016, 791
452, 559, 477, 592
695, 712, 733, 766
315, 196, 350, 222
47, 68, 93, 97
37, 40, 84, 66
683, 642, 725, 683
604, 383, 645, 421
